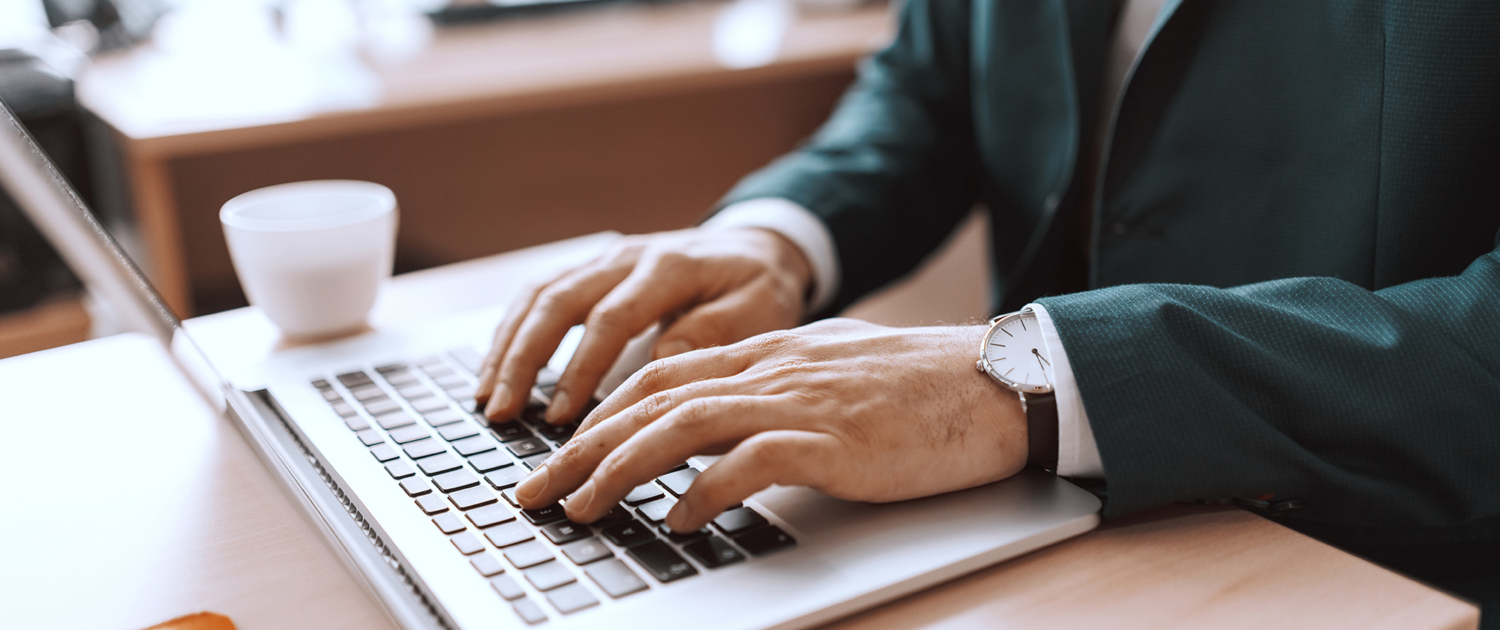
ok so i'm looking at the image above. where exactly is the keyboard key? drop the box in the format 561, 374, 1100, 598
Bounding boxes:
466, 504, 516, 529
434, 373, 469, 390
452, 435, 499, 457
500, 487, 521, 508
320, 388, 342, 402
415, 494, 448, 515
601, 520, 655, 548
400, 478, 432, 497
733, 526, 796, 557
657, 524, 709, 545
683, 536, 745, 569
525, 561, 577, 591
450, 486, 498, 510
637, 496, 677, 524
337, 371, 372, 387
403, 439, 446, 460
520, 452, 550, 471
535, 367, 561, 388
484, 522, 534, 548
343, 414, 370, 431
384, 460, 416, 479
491, 574, 526, 600
506, 437, 550, 458
364, 398, 402, 416
370, 443, 400, 462
624, 484, 664, 506
586, 559, 649, 598
490, 421, 530, 442
657, 468, 699, 497
520, 403, 548, 426
545, 583, 599, 614
628, 540, 698, 583
469, 451, 512, 473
411, 397, 449, 414
375, 363, 407, 374
432, 512, 466, 534
503, 540, 555, 569
449, 347, 484, 375
439, 421, 481, 442
395, 383, 431, 400
471, 552, 505, 577
512, 599, 547, 625
451, 532, 484, 555
712, 507, 768, 535
384, 370, 419, 386
331, 402, 357, 417
374, 410, 417, 430
424, 363, 455, 378
387, 425, 431, 444
312, 378, 332, 390
434, 470, 481, 493
541, 521, 591, 545
536, 422, 576, 443
417, 453, 463, 476
561, 537, 613, 566
350, 385, 386, 401
595, 505, 634, 528
355, 429, 384, 446
521, 503, 567, 526
485, 466, 526, 490
448, 384, 478, 401
667, 461, 691, 472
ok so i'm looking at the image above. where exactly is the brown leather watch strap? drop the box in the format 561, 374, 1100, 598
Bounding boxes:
1024, 393, 1059, 471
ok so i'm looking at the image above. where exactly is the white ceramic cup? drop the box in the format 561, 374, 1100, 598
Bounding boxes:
220, 180, 398, 339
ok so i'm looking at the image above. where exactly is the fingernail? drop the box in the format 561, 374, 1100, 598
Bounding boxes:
656, 339, 693, 359
566, 481, 596, 518
546, 390, 572, 423
666, 501, 695, 533
484, 384, 511, 418
516, 464, 549, 504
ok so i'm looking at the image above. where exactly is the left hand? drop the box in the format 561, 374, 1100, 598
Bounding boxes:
514, 318, 1029, 532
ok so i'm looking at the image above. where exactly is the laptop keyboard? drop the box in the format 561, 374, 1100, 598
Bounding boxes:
310, 348, 796, 625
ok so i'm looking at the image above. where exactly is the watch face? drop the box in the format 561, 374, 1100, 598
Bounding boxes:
983, 311, 1054, 391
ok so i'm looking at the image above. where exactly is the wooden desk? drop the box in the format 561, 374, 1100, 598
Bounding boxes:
158, 233, 1482, 630
76, 0, 892, 315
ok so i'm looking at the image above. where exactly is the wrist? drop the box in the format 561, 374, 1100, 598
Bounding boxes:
954, 325, 1029, 473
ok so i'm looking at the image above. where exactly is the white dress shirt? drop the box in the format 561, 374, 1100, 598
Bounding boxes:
699, 0, 1170, 478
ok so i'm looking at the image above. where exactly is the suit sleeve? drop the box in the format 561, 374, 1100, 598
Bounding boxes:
715, 0, 981, 314
1037, 235, 1500, 541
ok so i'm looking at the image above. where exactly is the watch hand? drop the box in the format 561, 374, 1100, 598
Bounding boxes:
1032, 348, 1051, 367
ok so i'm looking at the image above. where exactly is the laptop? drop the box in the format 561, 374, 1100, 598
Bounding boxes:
0, 97, 1100, 629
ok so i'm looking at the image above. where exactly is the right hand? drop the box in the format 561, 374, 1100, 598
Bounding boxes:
475, 227, 813, 424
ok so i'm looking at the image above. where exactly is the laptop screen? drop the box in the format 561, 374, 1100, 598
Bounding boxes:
0, 95, 229, 407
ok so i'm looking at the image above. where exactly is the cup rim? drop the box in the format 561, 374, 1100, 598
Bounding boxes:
220, 180, 396, 233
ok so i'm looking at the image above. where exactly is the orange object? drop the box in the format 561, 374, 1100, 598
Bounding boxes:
144, 612, 236, 630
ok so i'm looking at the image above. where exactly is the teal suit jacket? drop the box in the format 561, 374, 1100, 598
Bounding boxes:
719, 0, 1500, 620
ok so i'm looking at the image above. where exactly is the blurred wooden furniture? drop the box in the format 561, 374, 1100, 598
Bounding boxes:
0, 295, 89, 360
2, 234, 1478, 629
76, 0, 894, 315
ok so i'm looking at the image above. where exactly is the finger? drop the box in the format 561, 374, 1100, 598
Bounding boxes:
574, 344, 754, 438
564, 395, 794, 522
517, 380, 757, 510
651, 279, 796, 360
475, 280, 549, 406
666, 430, 836, 532
547, 257, 706, 424
483, 263, 631, 421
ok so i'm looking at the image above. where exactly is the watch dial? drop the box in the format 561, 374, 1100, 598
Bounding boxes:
984, 313, 1053, 388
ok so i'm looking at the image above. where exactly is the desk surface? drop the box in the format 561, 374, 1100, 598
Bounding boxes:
1, 235, 1480, 630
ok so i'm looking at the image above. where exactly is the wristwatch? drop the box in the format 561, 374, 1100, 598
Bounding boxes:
974, 307, 1059, 471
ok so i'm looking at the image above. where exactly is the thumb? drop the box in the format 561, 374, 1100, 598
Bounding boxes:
653, 285, 795, 359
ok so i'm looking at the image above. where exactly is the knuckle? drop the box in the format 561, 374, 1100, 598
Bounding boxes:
738, 434, 786, 467
668, 398, 716, 433
638, 390, 675, 424
746, 330, 797, 355
587, 301, 637, 334
634, 359, 676, 392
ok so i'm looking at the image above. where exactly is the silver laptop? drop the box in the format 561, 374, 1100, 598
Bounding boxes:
0, 97, 1100, 630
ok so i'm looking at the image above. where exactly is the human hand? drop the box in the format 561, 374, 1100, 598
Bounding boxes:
514, 318, 1029, 532
475, 227, 812, 424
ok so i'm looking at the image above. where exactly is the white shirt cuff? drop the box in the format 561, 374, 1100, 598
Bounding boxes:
702, 198, 841, 313
1026, 302, 1106, 478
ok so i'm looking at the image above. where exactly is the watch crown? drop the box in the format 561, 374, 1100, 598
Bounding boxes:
974, 359, 986, 373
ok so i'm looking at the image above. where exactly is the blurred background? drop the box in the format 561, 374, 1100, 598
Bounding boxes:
0, 0, 990, 360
